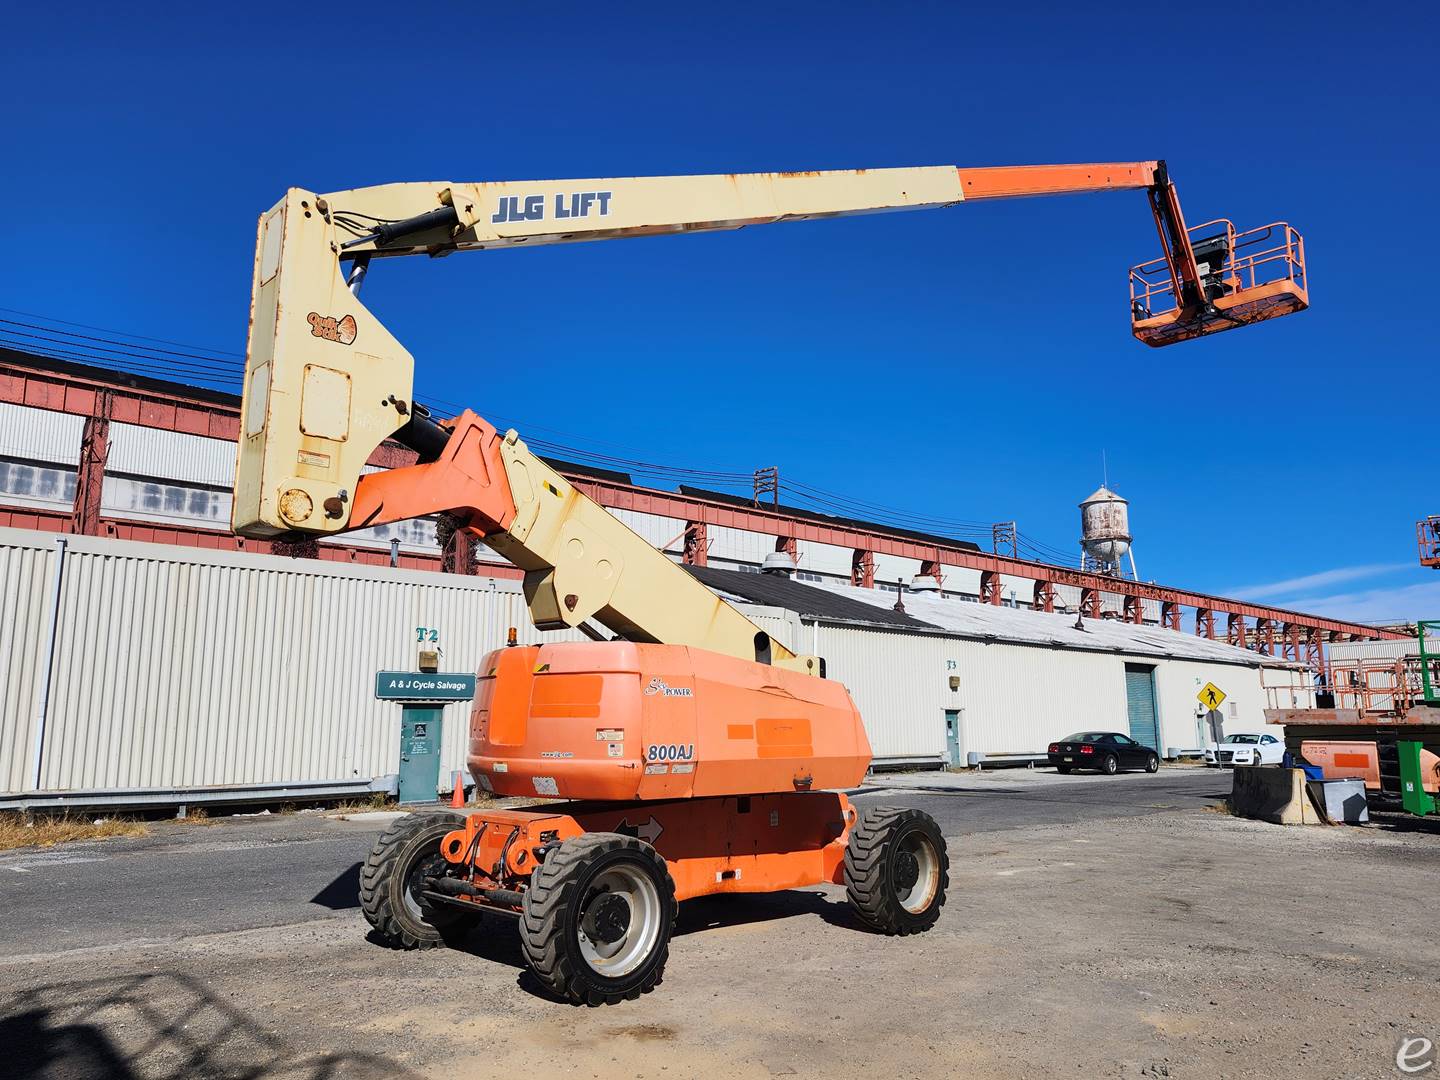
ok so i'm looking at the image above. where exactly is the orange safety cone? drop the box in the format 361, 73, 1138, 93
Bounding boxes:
450, 772, 466, 809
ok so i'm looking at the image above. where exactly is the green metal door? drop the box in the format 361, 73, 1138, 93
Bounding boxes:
1123, 664, 1160, 752
944, 710, 962, 767
399, 705, 443, 804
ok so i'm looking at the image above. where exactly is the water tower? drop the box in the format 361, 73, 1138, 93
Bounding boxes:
1079, 484, 1138, 579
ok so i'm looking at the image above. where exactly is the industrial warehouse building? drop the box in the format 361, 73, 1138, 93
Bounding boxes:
0, 349, 1358, 808
0, 526, 1307, 809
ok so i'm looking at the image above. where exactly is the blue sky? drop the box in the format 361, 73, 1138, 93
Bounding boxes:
2, 2, 1436, 623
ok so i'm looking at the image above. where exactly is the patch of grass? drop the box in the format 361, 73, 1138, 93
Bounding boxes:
0, 812, 149, 852
328, 790, 494, 817
175, 806, 213, 825
330, 793, 393, 815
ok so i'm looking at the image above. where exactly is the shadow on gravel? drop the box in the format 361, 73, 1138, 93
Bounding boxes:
1363, 812, 1440, 836
510, 888, 874, 1005
1, 972, 421, 1079
676, 888, 865, 935
309, 861, 362, 909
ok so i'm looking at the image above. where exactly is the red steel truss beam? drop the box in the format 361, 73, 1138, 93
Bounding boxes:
575, 477, 1401, 641
0, 505, 521, 578
0, 354, 1400, 642
0, 355, 416, 470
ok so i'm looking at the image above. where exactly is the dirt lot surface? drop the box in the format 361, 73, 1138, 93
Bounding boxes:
3, 779, 1438, 1079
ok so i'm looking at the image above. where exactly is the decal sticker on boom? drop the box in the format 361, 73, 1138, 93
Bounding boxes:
306, 312, 357, 345
491, 191, 612, 224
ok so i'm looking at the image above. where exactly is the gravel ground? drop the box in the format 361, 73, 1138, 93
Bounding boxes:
4, 803, 1438, 1080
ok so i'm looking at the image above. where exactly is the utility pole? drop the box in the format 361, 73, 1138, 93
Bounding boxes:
991, 521, 1017, 559
753, 467, 779, 509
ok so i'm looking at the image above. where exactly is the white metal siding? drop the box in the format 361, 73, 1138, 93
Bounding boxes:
951, 640, 1127, 755
706, 524, 771, 565
107, 423, 236, 486
739, 614, 1274, 764
0, 402, 84, 465
795, 540, 853, 577
1328, 638, 1421, 664
871, 552, 922, 586
811, 624, 953, 761
604, 507, 685, 552
0, 537, 58, 793
0, 528, 578, 797
1152, 659, 1280, 749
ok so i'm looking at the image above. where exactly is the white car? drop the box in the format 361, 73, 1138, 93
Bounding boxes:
1205, 732, 1284, 767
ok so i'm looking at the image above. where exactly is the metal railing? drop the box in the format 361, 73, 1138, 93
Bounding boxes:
1130, 220, 1306, 319
1290, 652, 1440, 716
1418, 518, 1440, 569
1419, 621, 1440, 705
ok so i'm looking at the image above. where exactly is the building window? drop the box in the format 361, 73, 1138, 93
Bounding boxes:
0, 458, 77, 508
102, 475, 230, 527
346, 517, 442, 552
797, 571, 823, 583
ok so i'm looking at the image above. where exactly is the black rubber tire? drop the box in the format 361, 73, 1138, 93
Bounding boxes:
1145, 753, 1160, 773
1056, 765, 1072, 774
360, 810, 472, 949
1102, 754, 1119, 775
844, 806, 949, 935
520, 832, 676, 1006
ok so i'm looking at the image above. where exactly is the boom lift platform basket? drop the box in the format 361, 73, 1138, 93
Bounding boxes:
1130, 218, 1308, 346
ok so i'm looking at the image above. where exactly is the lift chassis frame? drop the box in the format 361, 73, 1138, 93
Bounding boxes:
428, 792, 858, 915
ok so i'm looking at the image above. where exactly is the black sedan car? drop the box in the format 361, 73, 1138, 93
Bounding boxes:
1047, 732, 1160, 775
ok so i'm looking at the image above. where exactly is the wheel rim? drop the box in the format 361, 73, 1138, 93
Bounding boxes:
576, 863, 662, 977
1105, 756, 1117, 774
894, 829, 941, 915
403, 848, 449, 923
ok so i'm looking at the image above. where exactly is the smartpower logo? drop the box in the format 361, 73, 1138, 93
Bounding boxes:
643, 677, 693, 698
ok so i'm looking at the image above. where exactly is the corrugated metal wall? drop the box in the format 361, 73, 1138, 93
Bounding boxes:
812, 624, 954, 760
107, 423, 235, 486
753, 619, 1271, 762
0, 402, 84, 465
1328, 638, 1421, 664
0, 536, 57, 793
1, 527, 578, 798
1, 527, 1277, 799
1153, 659, 1286, 749
948, 638, 1128, 756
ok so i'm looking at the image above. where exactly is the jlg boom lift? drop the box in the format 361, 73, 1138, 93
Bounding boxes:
233, 161, 1307, 1004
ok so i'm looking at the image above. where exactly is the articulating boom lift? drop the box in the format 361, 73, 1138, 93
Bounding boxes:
234, 161, 1306, 1004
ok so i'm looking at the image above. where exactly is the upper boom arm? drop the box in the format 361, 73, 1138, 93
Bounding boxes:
233, 161, 1165, 550
231, 158, 1298, 663
319, 161, 1160, 258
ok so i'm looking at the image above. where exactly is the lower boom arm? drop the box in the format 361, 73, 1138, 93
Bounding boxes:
348, 408, 816, 673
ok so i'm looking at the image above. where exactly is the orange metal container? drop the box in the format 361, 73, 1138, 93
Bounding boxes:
468, 642, 871, 802
1301, 739, 1440, 794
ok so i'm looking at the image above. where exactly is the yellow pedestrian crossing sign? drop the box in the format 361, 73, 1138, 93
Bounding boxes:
1198, 682, 1227, 711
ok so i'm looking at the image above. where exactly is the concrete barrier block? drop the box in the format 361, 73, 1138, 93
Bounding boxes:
1230, 767, 1322, 826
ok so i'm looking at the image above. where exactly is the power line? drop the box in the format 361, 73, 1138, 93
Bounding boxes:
0, 322, 245, 376
0, 305, 245, 357
2, 308, 1085, 565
